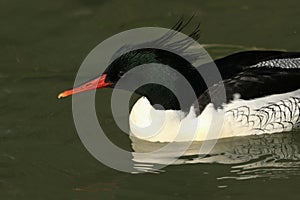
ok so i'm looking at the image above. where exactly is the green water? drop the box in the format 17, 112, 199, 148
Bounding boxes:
1, 0, 300, 199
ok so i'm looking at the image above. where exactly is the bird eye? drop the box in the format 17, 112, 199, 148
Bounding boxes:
118, 71, 125, 77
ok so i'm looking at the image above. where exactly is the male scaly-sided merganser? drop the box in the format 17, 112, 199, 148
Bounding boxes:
58, 20, 300, 143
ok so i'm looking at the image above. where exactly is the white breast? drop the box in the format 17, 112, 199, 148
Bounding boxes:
129, 89, 300, 143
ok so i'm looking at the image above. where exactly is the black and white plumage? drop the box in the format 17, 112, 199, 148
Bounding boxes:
129, 51, 300, 142
216, 52, 300, 138
197, 51, 300, 112
250, 58, 300, 69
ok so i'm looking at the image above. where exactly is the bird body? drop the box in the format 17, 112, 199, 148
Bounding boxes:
129, 87, 300, 142
58, 49, 300, 142
58, 20, 300, 142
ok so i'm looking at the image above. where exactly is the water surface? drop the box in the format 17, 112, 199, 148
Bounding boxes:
1, 0, 300, 199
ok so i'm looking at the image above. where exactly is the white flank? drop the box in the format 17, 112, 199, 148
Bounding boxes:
129, 89, 300, 142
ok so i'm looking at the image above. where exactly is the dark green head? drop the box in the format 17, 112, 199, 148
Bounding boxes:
58, 48, 205, 111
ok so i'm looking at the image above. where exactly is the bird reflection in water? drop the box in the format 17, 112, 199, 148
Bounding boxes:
131, 131, 300, 179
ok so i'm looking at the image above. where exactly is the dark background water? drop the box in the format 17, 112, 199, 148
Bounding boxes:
1, 0, 300, 199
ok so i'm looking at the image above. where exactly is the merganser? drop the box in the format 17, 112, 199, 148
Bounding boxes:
58, 20, 300, 143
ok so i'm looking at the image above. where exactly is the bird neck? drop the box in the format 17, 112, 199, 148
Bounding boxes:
114, 49, 208, 111
133, 66, 206, 112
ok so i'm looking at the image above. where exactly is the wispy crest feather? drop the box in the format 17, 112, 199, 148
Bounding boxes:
111, 16, 202, 63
